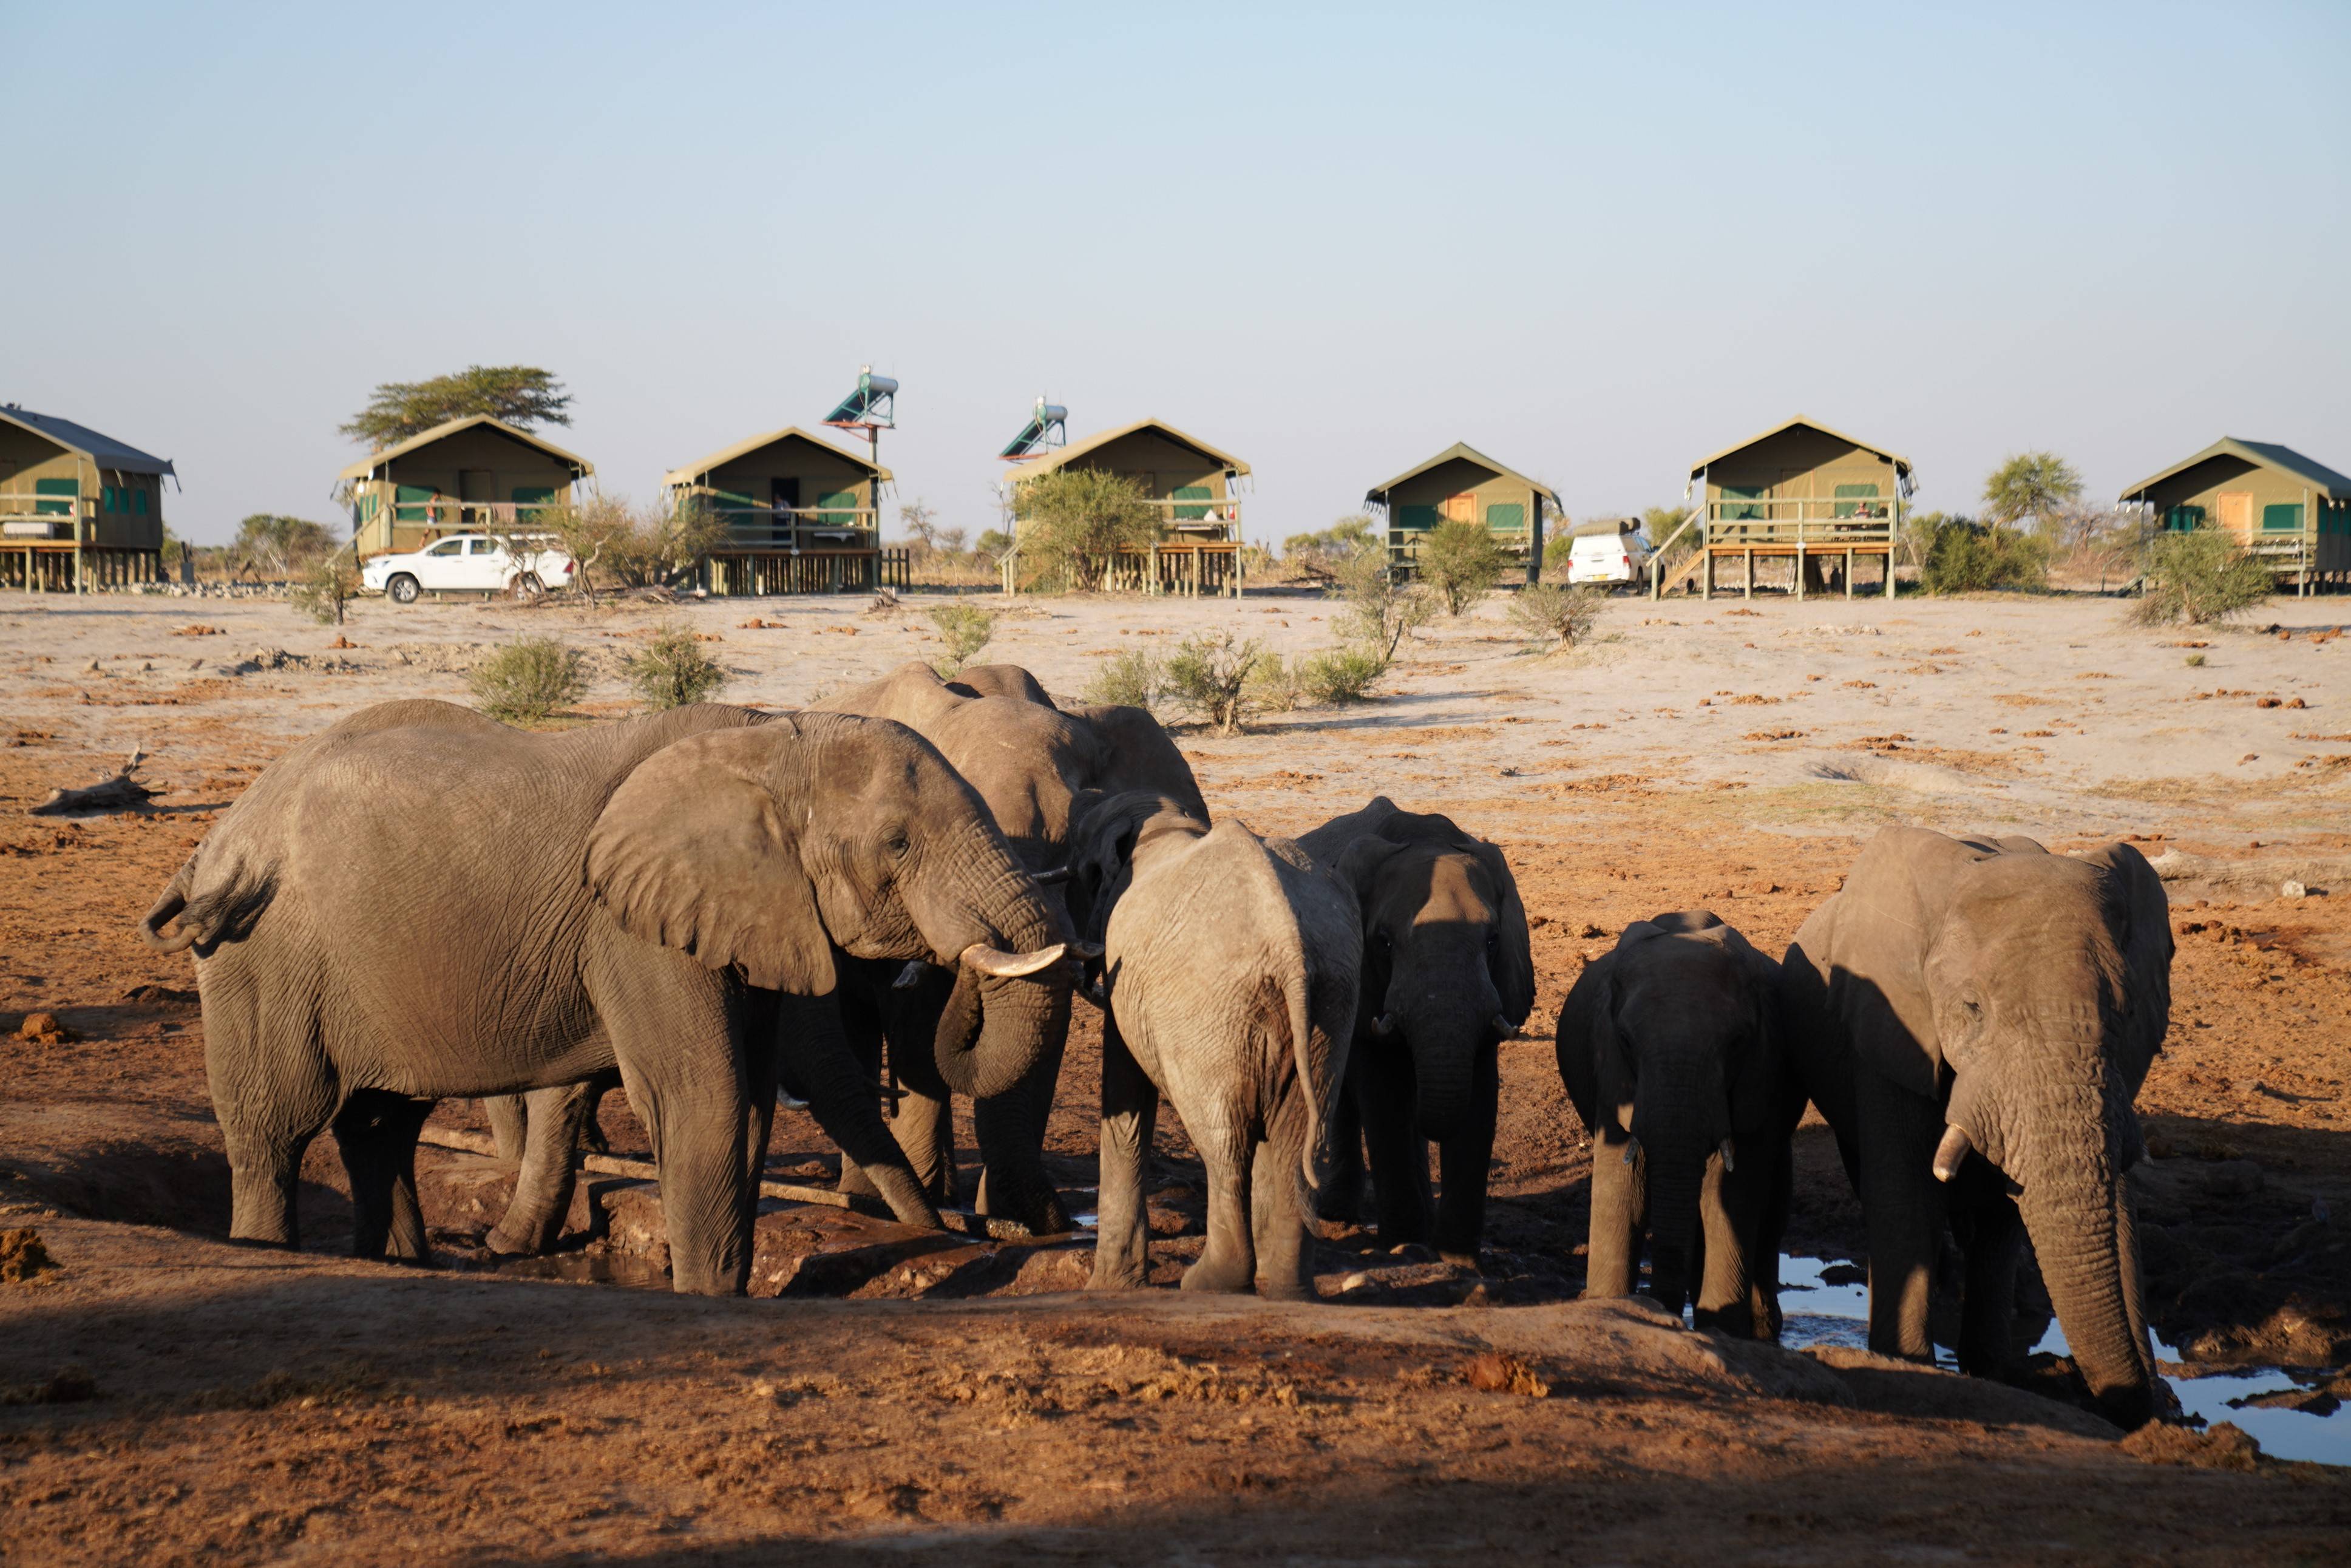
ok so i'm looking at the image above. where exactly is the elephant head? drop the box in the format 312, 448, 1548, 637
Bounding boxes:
1559, 912, 1782, 1319
584, 710, 1078, 1101
1333, 815, 1535, 1142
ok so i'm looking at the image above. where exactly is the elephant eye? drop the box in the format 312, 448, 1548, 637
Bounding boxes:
1485, 929, 1502, 959
884, 830, 911, 860
1371, 929, 1393, 957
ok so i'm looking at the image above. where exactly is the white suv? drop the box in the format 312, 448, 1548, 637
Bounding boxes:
361, 534, 575, 605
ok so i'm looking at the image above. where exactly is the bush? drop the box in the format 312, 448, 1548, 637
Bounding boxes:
1300, 646, 1383, 704
626, 622, 729, 710
532, 495, 722, 599
1083, 648, 1163, 708
928, 605, 996, 676
1247, 654, 1308, 713
1013, 469, 1161, 591
1164, 629, 1265, 735
2132, 531, 2275, 625
290, 551, 360, 625
469, 637, 588, 724
1283, 515, 1377, 582
1919, 517, 2051, 593
1507, 582, 1608, 650
1332, 547, 1435, 668
1416, 520, 1508, 616
1541, 533, 1576, 579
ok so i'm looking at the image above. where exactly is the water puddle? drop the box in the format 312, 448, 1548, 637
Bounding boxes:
1776, 1254, 2348, 1466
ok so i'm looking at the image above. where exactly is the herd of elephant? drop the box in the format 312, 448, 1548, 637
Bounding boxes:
135, 659, 2177, 1428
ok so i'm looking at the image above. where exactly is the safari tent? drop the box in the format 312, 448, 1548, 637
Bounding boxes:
1001, 418, 1250, 596
1364, 442, 1557, 583
342, 416, 593, 560
2120, 437, 2351, 596
1655, 415, 1912, 600
662, 427, 903, 596
0, 404, 175, 591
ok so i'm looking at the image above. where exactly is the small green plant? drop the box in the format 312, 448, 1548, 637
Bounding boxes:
1541, 532, 1577, 579
1083, 648, 1164, 708
626, 621, 729, 710
1507, 582, 1609, 651
1164, 628, 1265, 735
290, 550, 360, 625
1300, 646, 1382, 704
1332, 548, 1434, 668
927, 605, 996, 676
2185, 652, 2207, 667
469, 636, 587, 724
1247, 654, 1308, 713
1919, 517, 2051, 593
2133, 531, 2275, 626
1416, 519, 1509, 616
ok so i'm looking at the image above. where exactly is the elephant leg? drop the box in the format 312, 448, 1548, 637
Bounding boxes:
975, 1000, 1074, 1235
1695, 1150, 1762, 1337
205, 994, 338, 1250
832, 993, 886, 1201
482, 1094, 528, 1162
1355, 1040, 1432, 1248
1250, 1115, 1316, 1301
1858, 1076, 1944, 1361
589, 955, 755, 1295
332, 1090, 435, 1262
1314, 1057, 1368, 1225
1431, 1042, 1499, 1266
488, 1080, 599, 1257
776, 992, 943, 1232
1585, 1126, 1644, 1298
1955, 1185, 2024, 1379
1089, 1016, 1158, 1291
893, 1091, 957, 1205
1182, 1117, 1256, 1295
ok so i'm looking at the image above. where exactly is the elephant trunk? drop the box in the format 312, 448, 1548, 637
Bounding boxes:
1631, 1051, 1729, 1319
1408, 1017, 1487, 1144
1641, 1152, 1707, 1318
2017, 1133, 2162, 1428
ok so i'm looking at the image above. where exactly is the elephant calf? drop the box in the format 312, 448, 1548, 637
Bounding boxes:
1555, 912, 1800, 1338
1068, 792, 1361, 1299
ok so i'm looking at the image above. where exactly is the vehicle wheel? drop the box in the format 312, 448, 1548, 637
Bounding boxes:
508, 572, 544, 599
387, 574, 421, 605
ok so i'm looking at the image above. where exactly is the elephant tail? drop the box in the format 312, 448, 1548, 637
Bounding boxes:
1278, 938, 1324, 1195
138, 841, 275, 955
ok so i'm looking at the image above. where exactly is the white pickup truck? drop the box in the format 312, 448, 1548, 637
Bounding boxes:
361, 534, 575, 604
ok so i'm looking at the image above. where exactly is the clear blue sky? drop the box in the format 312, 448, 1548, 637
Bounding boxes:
12, 2, 2347, 546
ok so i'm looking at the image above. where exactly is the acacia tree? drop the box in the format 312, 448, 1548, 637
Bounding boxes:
341, 365, 572, 449
1983, 452, 2084, 532
231, 514, 336, 577
1014, 469, 1161, 590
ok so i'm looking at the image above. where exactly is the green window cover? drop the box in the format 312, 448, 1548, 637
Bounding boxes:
395, 484, 434, 524
1485, 501, 1525, 534
1720, 484, 1764, 522
34, 477, 77, 515
1831, 481, 1879, 520
511, 486, 557, 507
2163, 504, 2204, 532
2262, 503, 2305, 532
133, 489, 148, 515
1396, 504, 1439, 533
816, 491, 860, 528
1172, 484, 1213, 521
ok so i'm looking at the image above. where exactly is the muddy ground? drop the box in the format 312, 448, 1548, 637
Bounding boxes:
4, 584, 2350, 1562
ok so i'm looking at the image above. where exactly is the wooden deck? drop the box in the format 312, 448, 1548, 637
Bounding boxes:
700, 548, 910, 596
1654, 504, 1899, 600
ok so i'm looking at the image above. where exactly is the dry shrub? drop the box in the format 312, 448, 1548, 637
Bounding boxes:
1165, 629, 1264, 735
928, 605, 996, 676
1084, 648, 1163, 708
626, 622, 728, 710
469, 636, 587, 724
2132, 531, 2275, 625
1507, 582, 1607, 650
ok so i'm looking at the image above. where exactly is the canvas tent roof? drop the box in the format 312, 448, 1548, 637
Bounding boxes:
1002, 418, 1250, 486
662, 426, 894, 489
1366, 441, 1557, 506
2119, 437, 2351, 503
1688, 415, 1913, 482
337, 416, 594, 482
0, 405, 175, 478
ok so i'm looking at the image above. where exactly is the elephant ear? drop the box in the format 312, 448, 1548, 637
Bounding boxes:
1552, 952, 1618, 1133
2078, 840, 2173, 1093
1724, 928, 1791, 1136
1331, 833, 1406, 906
1467, 838, 1536, 1027
585, 723, 836, 996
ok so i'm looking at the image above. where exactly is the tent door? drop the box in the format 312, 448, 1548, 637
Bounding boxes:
771, 478, 799, 545
2217, 492, 2254, 540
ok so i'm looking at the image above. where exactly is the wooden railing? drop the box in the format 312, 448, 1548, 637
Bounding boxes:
1701, 497, 1898, 547
999, 540, 1243, 598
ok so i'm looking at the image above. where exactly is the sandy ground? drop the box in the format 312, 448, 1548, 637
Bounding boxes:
4, 582, 2350, 1561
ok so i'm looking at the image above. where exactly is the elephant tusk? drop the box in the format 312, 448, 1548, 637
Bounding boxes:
1489, 1013, 1515, 1039
1368, 1014, 1396, 1040
1072, 940, 1105, 961
1718, 1138, 1737, 1174
892, 960, 929, 989
959, 941, 1070, 979
1621, 1135, 1641, 1167
1031, 865, 1074, 886
1932, 1123, 1974, 1183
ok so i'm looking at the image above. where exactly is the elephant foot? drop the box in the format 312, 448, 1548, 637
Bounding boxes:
1087, 1261, 1147, 1292
1256, 1277, 1318, 1303
485, 1224, 540, 1258
1179, 1254, 1255, 1294
1437, 1247, 1481, 1271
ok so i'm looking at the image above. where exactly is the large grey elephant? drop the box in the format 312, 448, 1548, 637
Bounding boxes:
140, 699, 1075, 1294
1297, 798, 1533, 1265
809, 662, 1205, 1233
1066, 792, 1360, 1299
1779, 827, 2173, 1425
1555, 911, 1801, 1337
